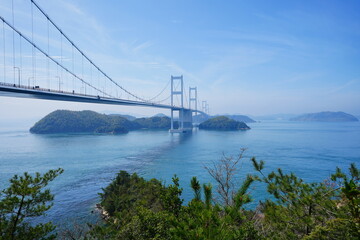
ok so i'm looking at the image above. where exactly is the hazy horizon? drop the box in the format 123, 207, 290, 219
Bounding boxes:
1, 0, 359, 120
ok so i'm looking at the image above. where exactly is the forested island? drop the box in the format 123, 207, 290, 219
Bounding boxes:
30, 110, 178, 134
193, 113, 256, 123
30, 110, 252, 134
199, 116, 251, 130
290, 111, 359, 122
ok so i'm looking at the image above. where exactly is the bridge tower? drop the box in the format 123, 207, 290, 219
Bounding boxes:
170, 75, 192, 133
202, 101, 207, 113
201, 100, 210, 115
189, 87, 197, 123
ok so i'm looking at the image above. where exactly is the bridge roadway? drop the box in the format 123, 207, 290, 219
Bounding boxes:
0, 82, 202, 113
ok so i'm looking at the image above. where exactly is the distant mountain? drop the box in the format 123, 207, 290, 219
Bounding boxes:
108, 114, 136, 121
134, 116, 178, 129
253, 114, 298, 121
199, 116, 250, 131
193, 113, 210, 123
153, 113, 169, 118
290, 111, 359, 122
101, 110, 145, 118
30, 110, 179, 134
193, 114, 255, 124
221, 115, 256, 123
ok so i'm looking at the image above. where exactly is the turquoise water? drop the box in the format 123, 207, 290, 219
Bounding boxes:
0, 121, 359, 228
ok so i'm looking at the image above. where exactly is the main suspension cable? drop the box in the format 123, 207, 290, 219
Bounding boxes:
30, 0, 151, 102
0, 16, 112, 98
147, 78, 171, 101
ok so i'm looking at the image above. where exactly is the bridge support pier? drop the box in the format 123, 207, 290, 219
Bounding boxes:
169, 75, 193, 133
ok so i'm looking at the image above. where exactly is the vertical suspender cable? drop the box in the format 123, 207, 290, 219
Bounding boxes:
90, 62, 92, 95
3, 21, 6, 83
97, 67, 99, 96
12, 0, 15, 84
19, 35, 22, 86
82, 54, 85, 94
47, 19, 49, 88
31, 2, 34, 86
72, 44, 74, 91
60, 33, 62, 90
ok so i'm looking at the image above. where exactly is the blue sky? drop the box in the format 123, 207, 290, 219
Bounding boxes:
0, 0, 359, 121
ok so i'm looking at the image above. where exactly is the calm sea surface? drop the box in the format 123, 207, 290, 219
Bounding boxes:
0, 121, 359, 228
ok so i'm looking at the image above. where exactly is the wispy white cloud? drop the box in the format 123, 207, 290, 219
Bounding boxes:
326, 79, 360, 95
278, 72, 325, 85
133, 41, 153, 53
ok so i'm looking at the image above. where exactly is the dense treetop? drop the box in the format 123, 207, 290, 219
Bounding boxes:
89, 159, 359, 240
194, 114, 256, 124
1, 155, 358, 239
199, 116, 251, 130
29, 110, 178, 134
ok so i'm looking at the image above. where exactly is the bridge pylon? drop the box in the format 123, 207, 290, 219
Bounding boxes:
170, 75, 192, 133
189, 87, 198, 125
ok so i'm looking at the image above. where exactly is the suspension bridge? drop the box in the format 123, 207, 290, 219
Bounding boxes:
0, 0, 210, 133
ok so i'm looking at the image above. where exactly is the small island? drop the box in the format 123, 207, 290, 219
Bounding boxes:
194, 114, 256, 124
199, 116, 250, 130
30, 110, 178, 134
290, 111, 359, 122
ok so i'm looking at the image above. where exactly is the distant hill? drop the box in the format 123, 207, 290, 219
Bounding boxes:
290, 111, 359, 122
30, 110, 179, 134
134, 116, 178, 129
199, 116, 250, 130
253, 114, 297, 121
193, 114, 255, 124
30, 110, 140, 134
153, 113, 169, 118
108, 114, 136, 121
221, 114, 256, 123
193, 113, 210, 123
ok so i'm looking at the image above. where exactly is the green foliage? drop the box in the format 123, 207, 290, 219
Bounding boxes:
160, 175, 183, 216
304, 218, 358, 240
190, 176, 201, 201
0, 168, 63, 240
93, 171, 184, 239
94, 163, 259, 240
30, 110, 179, 134
99, 171, 165, 217
329, 163, 360, 238
172, 173, 259, 240
252, 158, 359, 239
199, 116, 250, 130
114, 207, 172, 240
19, 155, 352, 240
134, 116, 178, 129
30, 110, 138, 134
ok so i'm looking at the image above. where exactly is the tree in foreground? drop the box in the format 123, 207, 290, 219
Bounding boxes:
251, 158, 359, 239
90, 152, 261, 240
55, 150, 358, 239
0, 168, 64, 240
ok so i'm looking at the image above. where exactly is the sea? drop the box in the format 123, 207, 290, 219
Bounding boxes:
0, 120, 359, 230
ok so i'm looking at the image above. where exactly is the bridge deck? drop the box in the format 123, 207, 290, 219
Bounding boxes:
0, 82, 202, 112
